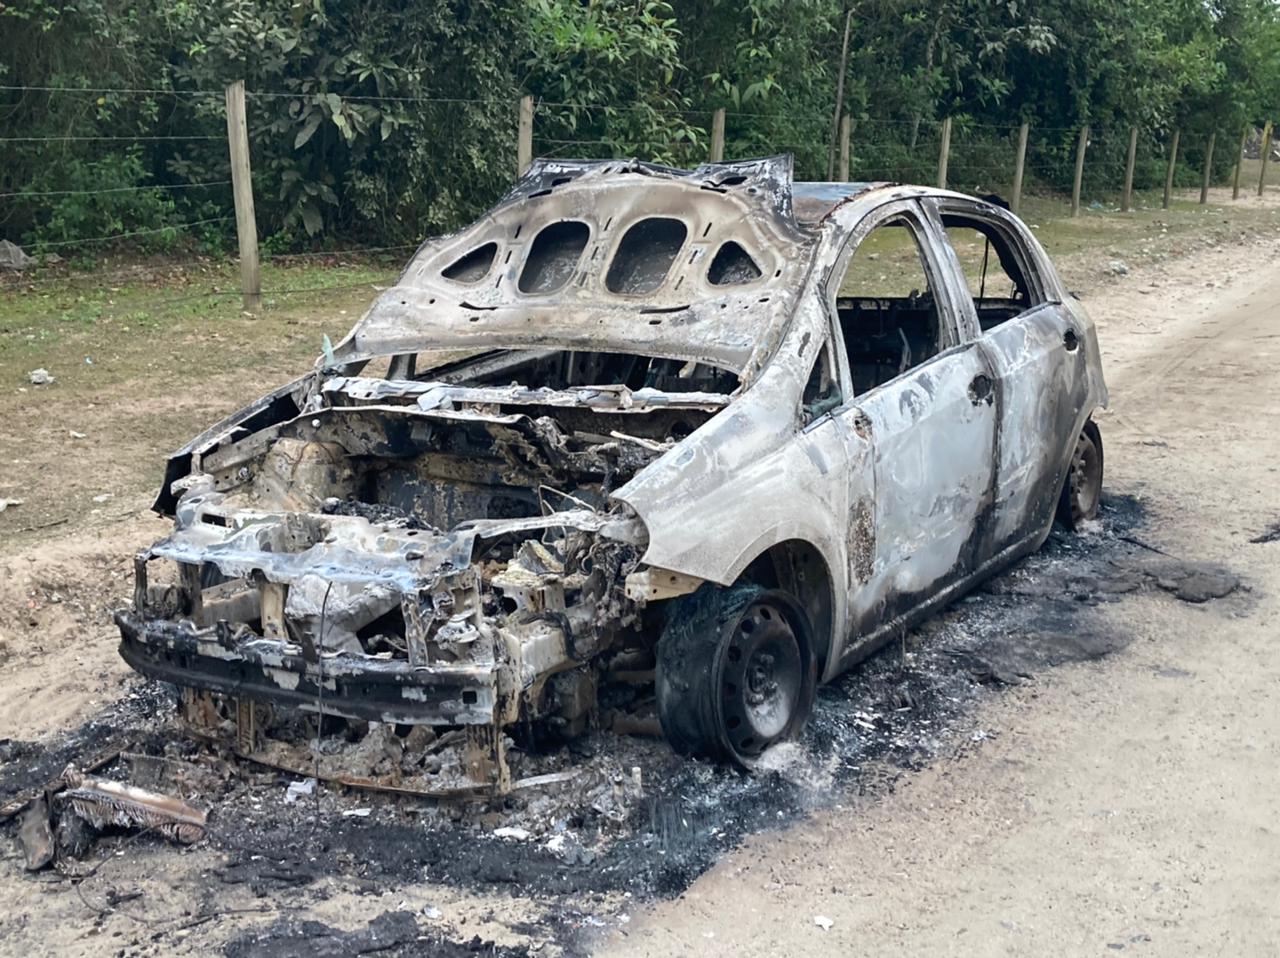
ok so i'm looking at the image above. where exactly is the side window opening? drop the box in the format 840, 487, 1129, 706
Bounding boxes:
834, 216, 944, 396
606, 217, 688, 295
442, 242, 498, 283
801, 342, 842, 425
707, 241, 762, 285
519, 220, 589, 294
940, 215, 1036, 330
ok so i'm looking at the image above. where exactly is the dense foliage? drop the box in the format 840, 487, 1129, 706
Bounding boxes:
2, 0, 1278, 251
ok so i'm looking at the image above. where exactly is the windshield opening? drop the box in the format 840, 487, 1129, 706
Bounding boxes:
366, 348, 740, 395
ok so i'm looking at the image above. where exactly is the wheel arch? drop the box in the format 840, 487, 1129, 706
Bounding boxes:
737, 538, 838, 678
1036, 406, 1106, 547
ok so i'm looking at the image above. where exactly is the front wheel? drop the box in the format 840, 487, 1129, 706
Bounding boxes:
1056, 419, 1104, 528
656, 583, 817, 766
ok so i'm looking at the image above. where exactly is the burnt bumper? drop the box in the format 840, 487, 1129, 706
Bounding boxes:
115, 610, 502, 726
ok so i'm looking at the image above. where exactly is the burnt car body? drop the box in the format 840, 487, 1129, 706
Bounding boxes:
116, 156, 1107, 793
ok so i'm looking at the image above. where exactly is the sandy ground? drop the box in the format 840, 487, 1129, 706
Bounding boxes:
0, 189, 1278, 955
604, 209, 1280, 956
0, 517, 158, 738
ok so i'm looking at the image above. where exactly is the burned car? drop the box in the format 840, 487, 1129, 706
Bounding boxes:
116, 156, 1106, 794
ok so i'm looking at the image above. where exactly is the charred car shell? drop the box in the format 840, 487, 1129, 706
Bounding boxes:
116, 155, 1107, 791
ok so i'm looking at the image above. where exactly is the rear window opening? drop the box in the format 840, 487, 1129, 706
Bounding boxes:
442, 242, 498, 283
606, 217, 688, 295
519, 221, 589, 294
707, 241, 762, 285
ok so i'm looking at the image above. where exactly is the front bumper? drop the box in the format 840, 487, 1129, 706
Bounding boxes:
115, 610, 503, 726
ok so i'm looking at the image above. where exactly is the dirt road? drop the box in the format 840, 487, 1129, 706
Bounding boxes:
1, 200, 1278, 956
604, 227, 1280, 955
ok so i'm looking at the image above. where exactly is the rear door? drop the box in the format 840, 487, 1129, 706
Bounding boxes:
824, 200, 999, 665
925, 198, 1090, 552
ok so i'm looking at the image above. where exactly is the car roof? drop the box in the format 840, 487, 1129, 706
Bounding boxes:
506, 158, 893, 232
792, 181, 888, 226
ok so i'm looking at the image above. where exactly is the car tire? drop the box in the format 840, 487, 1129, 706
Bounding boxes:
656, 582, 817, 766
1057, 418, 1104, 529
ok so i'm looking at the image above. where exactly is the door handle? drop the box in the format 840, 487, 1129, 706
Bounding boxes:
1063, 327, 1080, 351
968, 373, 993, 405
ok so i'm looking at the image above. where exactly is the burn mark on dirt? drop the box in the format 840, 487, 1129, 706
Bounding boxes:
1148, 561, 1240, 603
0, 683, 175, 813
222, 909, 530, 958
1, 493, 1251, 956
1248, 519, 1280, 544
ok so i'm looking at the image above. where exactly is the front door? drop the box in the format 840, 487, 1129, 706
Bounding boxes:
848, 345, 998, 637
824, 201, 998, 664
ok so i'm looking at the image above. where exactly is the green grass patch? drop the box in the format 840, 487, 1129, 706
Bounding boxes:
0, 260, 397, 399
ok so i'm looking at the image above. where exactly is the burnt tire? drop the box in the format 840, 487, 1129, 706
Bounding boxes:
656, 582, 817, 767
1057, 419, 1104, 529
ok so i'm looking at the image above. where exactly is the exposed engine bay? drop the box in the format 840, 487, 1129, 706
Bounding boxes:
116, 346, 734, 796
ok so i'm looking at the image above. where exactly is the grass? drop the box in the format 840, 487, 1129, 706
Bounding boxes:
1240, 156, 1280, 190
1006, 188, 1280, 277
0, 259, 397, 398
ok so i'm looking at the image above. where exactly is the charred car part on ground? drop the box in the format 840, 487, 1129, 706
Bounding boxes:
115, 155, 1107, 794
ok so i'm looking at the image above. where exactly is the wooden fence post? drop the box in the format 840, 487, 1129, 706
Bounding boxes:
1233, 125, 1248, 199
826, 7, 854, 181
1121, 126, 1138, 212
1199, 131, 1216, 204
224, 80, 261, 313
1162, 128, 1180, 209
517, 95, 534, 176
1259, 121, 1273, 196
936, 117, 952, 189
1070, 124, 1089, 217
1010, 121, 1029, 215
709, 108, 726, 163
837, 115, 851, 182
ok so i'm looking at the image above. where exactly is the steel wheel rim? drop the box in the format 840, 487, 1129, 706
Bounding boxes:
1069, 431, 1102, 521
718, 600, 803, 757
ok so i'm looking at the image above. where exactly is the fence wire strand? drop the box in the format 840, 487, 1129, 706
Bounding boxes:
0, 134, 224, 143
0, 180, 233, 200
31, 216, 233, 248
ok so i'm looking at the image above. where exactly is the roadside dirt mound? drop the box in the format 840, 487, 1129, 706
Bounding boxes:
0, 517, 155, 739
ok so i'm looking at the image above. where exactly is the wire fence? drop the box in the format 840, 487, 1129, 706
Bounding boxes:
1, 81, 1274, 302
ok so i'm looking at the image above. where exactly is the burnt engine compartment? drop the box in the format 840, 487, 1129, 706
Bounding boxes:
299, 345, 738, 529
308, 391, 699, 528
192, 366, 727, 660
118, 347, 735, 795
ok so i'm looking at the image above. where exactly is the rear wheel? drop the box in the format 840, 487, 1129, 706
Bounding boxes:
1057, 419, 1104, 528
656, 583, 816, 766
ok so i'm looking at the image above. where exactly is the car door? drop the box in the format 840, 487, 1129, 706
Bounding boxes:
925, 198, 1091, 553
824, 200, 999, 667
